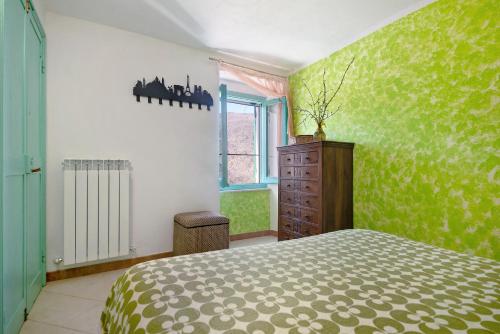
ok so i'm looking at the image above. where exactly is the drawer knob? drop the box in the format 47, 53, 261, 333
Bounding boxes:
305, 171, 310, 175
288, 198, 291, 201
306, 200, 310, 204
305, 157, 310, 160
287, 158, 291, 161
287, 211, 291, 214
287, 171, 291, 174
305, 185, 310, 189
305, 215, 310, 219
287, 184, 291, 188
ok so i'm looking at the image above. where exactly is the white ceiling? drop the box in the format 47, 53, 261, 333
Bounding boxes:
45, 0, 434, 74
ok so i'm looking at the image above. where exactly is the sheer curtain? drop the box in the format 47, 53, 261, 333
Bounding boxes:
219, 62, 294, 138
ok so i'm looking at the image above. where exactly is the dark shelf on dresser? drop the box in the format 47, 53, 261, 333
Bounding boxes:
277, 141, 354, 241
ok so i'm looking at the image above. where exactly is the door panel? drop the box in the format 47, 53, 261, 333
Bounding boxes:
25, 8, 44, 312
3, 178, 25, 334
3, 0, 27, 332
26, 173, 42, 311
3, 0, 45, 332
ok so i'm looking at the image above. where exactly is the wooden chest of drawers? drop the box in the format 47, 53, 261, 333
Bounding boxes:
277, 141, 354, 241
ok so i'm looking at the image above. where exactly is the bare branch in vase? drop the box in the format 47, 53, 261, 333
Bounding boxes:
293, 57, 355, 140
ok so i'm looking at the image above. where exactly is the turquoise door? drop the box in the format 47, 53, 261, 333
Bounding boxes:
3, 0, 28, 332
25, 5, 45, 313
2, 0, 46, 332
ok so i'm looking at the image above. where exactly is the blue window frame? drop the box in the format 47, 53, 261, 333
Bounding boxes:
219, 84, 288, 190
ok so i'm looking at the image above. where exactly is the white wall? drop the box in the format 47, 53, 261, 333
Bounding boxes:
45, 12, 219, 271
268, 184, 278, 231
32, 0, 46, 25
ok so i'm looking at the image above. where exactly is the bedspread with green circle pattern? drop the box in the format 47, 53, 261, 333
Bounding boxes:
101, 230, 500, 333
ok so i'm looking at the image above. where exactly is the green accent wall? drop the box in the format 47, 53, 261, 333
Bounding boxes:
290, 0, 499, 260
220, 189, 270, 235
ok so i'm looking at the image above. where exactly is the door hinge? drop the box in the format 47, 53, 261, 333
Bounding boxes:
42, 255, 46, 263
41, 62, 45, 74
25, 0, 30, 13
24, 308, 28, 321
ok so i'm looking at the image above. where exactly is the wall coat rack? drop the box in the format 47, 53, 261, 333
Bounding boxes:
133, 75, 213, 110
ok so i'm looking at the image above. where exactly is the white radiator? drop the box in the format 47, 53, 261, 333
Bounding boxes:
63, 159, 130, 265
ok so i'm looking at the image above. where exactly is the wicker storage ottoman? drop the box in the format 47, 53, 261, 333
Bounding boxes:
173, 211, 229, 256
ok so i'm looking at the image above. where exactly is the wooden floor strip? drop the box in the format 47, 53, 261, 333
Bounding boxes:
46, 252, 173, 282
229, 230, 278, 241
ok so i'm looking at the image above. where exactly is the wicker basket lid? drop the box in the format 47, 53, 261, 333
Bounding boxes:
174, 211, 229, 228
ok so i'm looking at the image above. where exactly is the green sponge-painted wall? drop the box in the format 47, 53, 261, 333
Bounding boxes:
220, 190, 270, 235
290, 0, 499, 260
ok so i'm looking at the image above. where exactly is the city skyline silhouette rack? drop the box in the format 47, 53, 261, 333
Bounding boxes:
133, 75, 213, 110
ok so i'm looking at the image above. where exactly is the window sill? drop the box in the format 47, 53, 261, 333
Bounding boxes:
261, 177, 278, 184
220, 183, 270, 192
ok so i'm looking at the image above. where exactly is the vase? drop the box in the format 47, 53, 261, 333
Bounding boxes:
313, 122, 326, 141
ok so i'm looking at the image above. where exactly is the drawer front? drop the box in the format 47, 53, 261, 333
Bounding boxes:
280, 191, 296, 205
300, 151, 319, 164
292, 220, 301, 234
280, 153, 298, 166
300, 180, 319, 194
278, 228, 293, 241
295, 166, 318, 179
299, 208, 319, 225
279, 215, 295, 231
280, 166, 295, 178
280, 179, 296, 191
300, 193, 320, 209
280, 204, 297, 218
298, 222, 321, 237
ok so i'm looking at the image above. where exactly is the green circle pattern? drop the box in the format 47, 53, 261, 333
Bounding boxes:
102, 230, 500, 333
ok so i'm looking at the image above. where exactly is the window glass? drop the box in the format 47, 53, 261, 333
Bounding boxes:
226, 101, 260, 184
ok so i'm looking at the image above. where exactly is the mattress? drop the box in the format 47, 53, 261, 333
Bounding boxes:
101, 229, 500, 333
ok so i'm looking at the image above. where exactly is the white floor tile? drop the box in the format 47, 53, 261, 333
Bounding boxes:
28, 291, 104, 334
20, 320, 84, 334
230, 236, 277, 248
44, 269, 126, 302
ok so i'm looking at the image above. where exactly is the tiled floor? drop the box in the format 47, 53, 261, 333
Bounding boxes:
20, 236, 277, 334
229, 235, 277, 248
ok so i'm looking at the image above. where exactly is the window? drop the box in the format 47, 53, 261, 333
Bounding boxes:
219, 84, 287, 189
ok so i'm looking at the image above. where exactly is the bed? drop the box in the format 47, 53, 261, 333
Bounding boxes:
101, 229, 500, 333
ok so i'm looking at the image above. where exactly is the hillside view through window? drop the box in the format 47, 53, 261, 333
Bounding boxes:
226, 101, 260, 184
